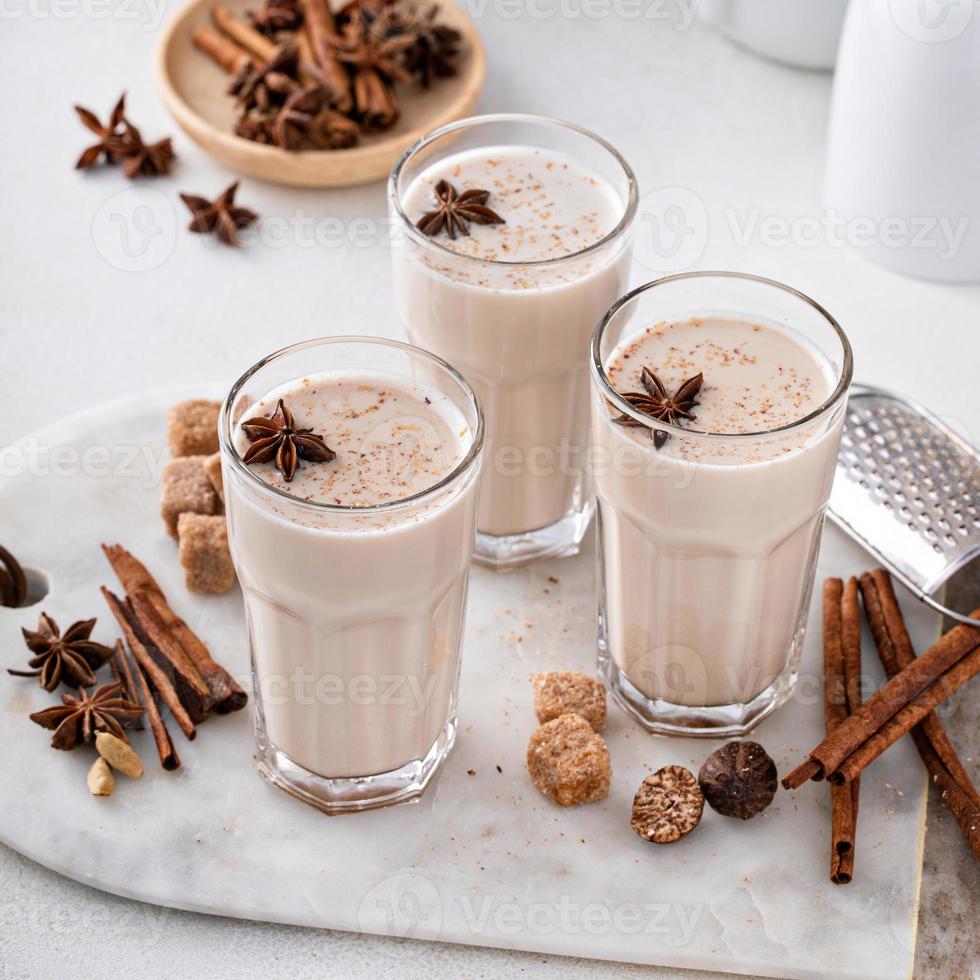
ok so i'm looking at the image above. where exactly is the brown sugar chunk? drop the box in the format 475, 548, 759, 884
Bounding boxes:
177, 513, 236, 594
203, 452, 224, 504
631, 765, 704, 844
526, 713, 611, 806
533, 671, 606, 731
160, 457, 221, 538
167, 400, 221, 457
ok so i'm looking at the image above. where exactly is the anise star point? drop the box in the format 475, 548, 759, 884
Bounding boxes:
180, 181, 259, 247
416, 179, 505, 241
9, 612, 115, 692
29, 682, 145, 751
241, 398, 336, 482
612, 366, 704, 449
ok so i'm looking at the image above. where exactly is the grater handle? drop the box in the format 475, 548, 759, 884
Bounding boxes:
917, 591, 980, 629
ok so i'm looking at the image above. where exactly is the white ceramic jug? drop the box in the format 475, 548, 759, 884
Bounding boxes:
698, 0, 849, 70
825, 0, 980, 281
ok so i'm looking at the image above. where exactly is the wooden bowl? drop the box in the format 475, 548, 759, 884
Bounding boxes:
155, 0, 486, 187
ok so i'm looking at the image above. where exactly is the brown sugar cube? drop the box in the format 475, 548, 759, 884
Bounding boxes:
177, 513, 236, 594
160, 457, 221, 538
203, 452, 224, 504
533, 671, 606, 731
526, 713, 611, 806
167, 400, 221, 457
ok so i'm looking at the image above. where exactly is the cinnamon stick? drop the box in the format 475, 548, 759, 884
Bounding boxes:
212, 3, 278, 61
101, 587, 197, 741
110, 639, 144, 731
832, 578, 863, 883
193, 23, 253, 74
823, 580, 859, 884
829, 643, 980, 786
860, 570, 980, 859
783, 610, 980, 788
125, 639, 181, 771
862, 570, 980, 804
212, 4, 334, 96
102, 544, 247, 714
129, 591, 212, 707
298, 0, 352, 110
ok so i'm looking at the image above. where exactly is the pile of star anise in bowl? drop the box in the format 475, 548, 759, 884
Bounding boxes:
189, 0, 468, 153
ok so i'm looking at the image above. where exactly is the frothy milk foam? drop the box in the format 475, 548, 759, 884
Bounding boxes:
225, 371, 477, 778
394, 145, 629, 538
594, 317, 843, 708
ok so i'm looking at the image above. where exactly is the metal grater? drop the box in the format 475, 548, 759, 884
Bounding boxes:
828, 384, 980, 626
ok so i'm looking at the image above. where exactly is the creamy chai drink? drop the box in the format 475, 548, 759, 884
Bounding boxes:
220, 338, 484, 813
590, 273, 852, 736
389, 115, 637, 568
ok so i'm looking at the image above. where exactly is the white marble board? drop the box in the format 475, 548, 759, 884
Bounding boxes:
0, 389, 935, 979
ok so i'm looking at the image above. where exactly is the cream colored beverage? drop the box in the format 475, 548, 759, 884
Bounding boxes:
220, 339, 484, 812
591, 276, 851, 736
390, 117, 636, 567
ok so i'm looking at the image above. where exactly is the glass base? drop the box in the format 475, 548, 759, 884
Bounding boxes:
474, 502, 594, 570
597, 644, 800, 738
255, 716, 457, 814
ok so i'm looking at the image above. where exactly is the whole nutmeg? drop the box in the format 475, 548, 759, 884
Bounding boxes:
698, 741, 777, 820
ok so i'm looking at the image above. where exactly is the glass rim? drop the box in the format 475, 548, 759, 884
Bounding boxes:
219, 335, 486, 516
590, 271, 854, 441
387, 112, 639, 270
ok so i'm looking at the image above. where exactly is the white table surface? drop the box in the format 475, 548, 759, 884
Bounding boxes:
2, 1, 978, 977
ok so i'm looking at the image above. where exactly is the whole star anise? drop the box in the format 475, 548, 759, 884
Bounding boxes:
74, 95, 127, 169
8, 613, 115, 691
242, 399, 336, 482
180, 182, 259, 247
113, 122, 176, 178
612, 366, 703, 449
229, 44, 301, 113
416, 180, 505, 240
273, 87, 360, 150
75, 93, 175, 177
29, 682, 145, 751
249, 0, 303, 35
403, 11, 461, 87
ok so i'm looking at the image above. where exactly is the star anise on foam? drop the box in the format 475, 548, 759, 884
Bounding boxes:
74, 95, 128, 169
180, 182, 258, 247
611, 366, 703, 449
242, 399, 336, 482
416, 179, 505, 240
30, 682, 145, 751
8, 613, 115, 692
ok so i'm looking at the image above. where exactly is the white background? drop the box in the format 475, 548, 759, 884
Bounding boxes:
1, 0, 978, 977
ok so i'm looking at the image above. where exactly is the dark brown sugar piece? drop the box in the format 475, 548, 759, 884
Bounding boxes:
532, 671, 606, 731
631, 765, 704, 844
698, 741, 778, 820
526, 713, 611, 806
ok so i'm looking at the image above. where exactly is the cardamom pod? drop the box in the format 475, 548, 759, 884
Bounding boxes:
95, 731, 144, 779
87, 757, 115, 797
